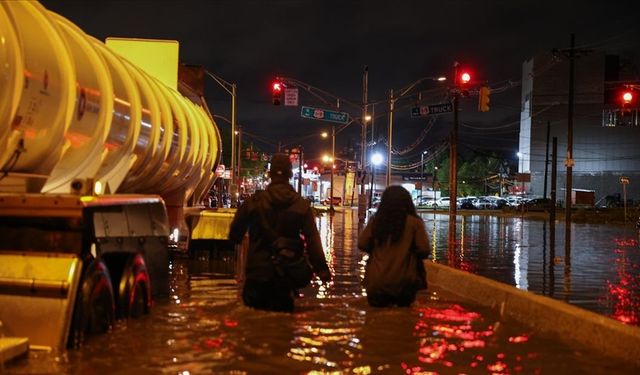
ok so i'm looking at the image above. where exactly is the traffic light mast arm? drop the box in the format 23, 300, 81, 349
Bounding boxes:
276, 76, 361, 111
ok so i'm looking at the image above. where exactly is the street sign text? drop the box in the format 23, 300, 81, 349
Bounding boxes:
411, 102, 453, 118
301, 106, 350, 124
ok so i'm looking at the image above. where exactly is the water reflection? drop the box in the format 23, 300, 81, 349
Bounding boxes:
606, 238, 640, 325
422, 213, 640, 326
6, 209, 639, 374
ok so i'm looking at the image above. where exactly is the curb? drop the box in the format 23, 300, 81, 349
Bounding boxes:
425, 261, 640, 366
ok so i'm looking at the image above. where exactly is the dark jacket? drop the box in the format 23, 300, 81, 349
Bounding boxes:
358, 215, 430, 295
229, 182, 330, 282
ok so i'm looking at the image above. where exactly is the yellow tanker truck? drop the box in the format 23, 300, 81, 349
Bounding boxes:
0, 1, 223, 355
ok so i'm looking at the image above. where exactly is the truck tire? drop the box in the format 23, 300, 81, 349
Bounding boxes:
117, 253, 152, 319
68, 259, 116, 348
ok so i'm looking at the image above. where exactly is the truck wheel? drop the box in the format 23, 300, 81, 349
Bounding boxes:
118, 254, 152, 319
68, 259, 115, 348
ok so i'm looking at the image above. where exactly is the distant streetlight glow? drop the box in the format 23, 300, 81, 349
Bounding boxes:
321, 132, 328, 138
436, 76, 447, 81
371, 152, 383, 166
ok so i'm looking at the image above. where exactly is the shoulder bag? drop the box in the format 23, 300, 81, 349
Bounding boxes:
256, 201, 314, 289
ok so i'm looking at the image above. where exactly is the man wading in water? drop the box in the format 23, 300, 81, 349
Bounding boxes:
229, 154, 332, 312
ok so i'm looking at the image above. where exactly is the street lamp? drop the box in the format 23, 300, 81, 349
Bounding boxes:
369, 152, 383, 208
205, 70, 237, 204
387, 76, 446, 186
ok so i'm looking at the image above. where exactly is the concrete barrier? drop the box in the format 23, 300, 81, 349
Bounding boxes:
425, 261, 640, 366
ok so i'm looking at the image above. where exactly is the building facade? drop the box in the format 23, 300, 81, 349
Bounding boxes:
518, 52, 640, 205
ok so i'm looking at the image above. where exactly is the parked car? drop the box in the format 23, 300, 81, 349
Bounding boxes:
517, 197, 553, 211
433, 197, 450, 209
473, 197, 494, 210
506, 196, 523, 207
457, 197, 476, 209
415, 196, 436, 208
485, 196, 508, 209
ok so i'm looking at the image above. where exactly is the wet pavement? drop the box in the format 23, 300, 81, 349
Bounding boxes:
4, 209, 639, 374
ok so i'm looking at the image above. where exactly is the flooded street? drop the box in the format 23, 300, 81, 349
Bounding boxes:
422, 213, 640, 326
4, 209, 639, 374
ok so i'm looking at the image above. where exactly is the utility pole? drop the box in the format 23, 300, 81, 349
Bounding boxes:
386, 89, 394, 186
330, 124, 336, 212
550, 137, 558, 266
359, 66, 368, 223
449, 62, 460, 236
361, 66, 368, 193
298, 146, 303, 194
236, 126, 242, 202
231, 83, 237, 202
555, 33, 591, 261
565, 34, 575, 258
544, 120, 550, 201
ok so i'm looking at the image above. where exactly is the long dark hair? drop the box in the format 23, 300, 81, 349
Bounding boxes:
372, 185, 418, 245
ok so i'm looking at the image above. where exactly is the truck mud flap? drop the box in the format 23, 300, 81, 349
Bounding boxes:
0, 252, 81, 350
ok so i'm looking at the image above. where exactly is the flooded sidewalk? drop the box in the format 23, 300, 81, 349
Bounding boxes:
4, 209, 639, 374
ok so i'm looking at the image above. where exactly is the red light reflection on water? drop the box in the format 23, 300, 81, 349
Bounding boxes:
413, 304, 494, 369
417, 304, 481, 322
203, 337, 224, 348
605, 243, 640, 325
407, 303, 537, 373
223, 317, 239, 328
613, 238, 638, 247
508, 335, 529, 343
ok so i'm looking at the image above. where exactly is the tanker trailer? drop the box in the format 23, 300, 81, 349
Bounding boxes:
0, 1, 220, 354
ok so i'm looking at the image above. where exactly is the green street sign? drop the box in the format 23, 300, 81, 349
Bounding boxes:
301, 106, 350, 124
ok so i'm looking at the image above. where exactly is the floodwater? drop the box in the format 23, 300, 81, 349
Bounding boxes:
4, 209, 639, 374
421, 212, 640, 326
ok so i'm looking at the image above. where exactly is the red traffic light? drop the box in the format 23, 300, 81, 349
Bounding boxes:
622, 91, 633, 104
460, 72, 471, 84
272, 81, 283, 105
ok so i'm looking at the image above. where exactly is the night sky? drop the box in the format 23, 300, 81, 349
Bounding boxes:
38, 0, 640, 166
